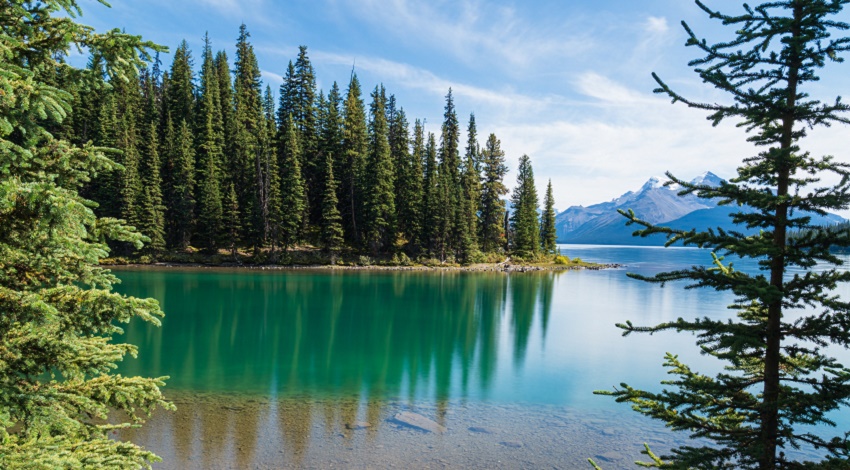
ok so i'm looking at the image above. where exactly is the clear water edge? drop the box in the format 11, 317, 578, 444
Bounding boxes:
111, 245, 850, 468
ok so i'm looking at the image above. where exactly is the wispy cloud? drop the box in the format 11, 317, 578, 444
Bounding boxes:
309, 50, 571, 114
330, 0, 594, 73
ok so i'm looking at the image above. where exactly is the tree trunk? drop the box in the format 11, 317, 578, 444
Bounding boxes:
760, 5, 802, 468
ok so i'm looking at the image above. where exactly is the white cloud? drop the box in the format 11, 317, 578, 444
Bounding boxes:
645, 16, 669, 35
330, 0, 594, 73
309, 50, 567, 113
261, 69, 284, 86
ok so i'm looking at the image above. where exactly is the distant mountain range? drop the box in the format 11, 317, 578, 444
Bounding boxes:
555, 172, 845, 245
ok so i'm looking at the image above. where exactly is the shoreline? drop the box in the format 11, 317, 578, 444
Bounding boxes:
104, 260, 623, 273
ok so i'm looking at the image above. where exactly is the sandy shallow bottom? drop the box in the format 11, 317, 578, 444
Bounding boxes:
117, 390, 698, 469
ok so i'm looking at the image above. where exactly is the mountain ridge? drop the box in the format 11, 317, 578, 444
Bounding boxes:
556, 172, 844, 245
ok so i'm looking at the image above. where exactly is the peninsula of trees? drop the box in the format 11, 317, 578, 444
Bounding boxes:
64, 26, 558, 265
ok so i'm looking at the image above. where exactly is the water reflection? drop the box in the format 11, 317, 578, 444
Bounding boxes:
110, 248, 850, 467
117, 269, 558, 405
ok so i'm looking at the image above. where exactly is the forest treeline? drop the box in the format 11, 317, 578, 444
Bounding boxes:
57, 25, 558, 263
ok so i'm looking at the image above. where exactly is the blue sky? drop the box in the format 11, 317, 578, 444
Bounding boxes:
76, 0, 850, 215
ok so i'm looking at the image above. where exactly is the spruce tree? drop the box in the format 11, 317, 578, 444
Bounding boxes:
320, 152, 345, 255
170, 119, 196, 250
421, 132, 441, 257
137, 70, 166, 254
232, 24, 265, 250
363, 85, 396, 253
195, 33, 224, 252
165, 40, 195, 130
340, 73, 368, 245
509, 154, 539, 257
88, 92, 121, 216
280, 116, 306, 251
223, 182, 242, 259
260, 85, 278, 246
460, 113, 481, 262
479, 133, 508, 253
0, 1, 171, 467
215, 50, 235, 177
540, 180, 557, 254
597, 2, 850, 468
405, 118, 426, 251
293, 46, 320, 227
137, 121, 166, 254
115, 81, 144, 240
323, 82, 345, 184
437, 89, 463, 257
388, 100, 418, 247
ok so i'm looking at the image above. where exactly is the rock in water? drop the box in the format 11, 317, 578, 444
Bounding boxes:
345, 421, 371, 430
393, 411, 447, 434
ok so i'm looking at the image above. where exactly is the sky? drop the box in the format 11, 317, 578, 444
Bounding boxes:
75, 0, 850, 216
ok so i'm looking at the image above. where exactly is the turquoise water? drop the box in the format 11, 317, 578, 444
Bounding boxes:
112, 245, 850, 467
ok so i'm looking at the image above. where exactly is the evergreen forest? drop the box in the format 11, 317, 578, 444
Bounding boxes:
64, 26, 556, 265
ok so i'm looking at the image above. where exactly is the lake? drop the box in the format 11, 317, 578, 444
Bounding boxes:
113, 245, 850, 469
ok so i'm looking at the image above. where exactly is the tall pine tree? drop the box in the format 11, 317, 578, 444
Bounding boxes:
509, 154, 539, 257
280, 116, 306, 251
540, 180, 557, 254
340, 73, 368, 245
363, 85, 396, 253
195, 33, 224, 252
460, 113, 481, 262
596, 1, 850, 468
479, 133, 508, 253
232, 24, 265, 250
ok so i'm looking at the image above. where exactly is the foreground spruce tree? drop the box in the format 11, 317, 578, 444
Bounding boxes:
0, 1, 172, 468
597, 1, 850, 468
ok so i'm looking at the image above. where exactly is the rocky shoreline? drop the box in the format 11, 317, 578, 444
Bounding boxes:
107, 260, 623, 273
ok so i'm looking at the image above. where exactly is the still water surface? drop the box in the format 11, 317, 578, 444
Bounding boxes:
113, 245, 850, 468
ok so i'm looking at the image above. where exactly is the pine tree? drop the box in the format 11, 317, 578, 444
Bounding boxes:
170, 119, 196, 250
223, 182, 242, 259
195, 33, 224, 252
405, 118, 426, 250
340, 73, 368, 245
479, 133, 508, 253
260, 85, 278, 246
232, 24, 265, 250
460, 113, 481, 262
540, 180, 557, 254
115, 75, 144, 234
215, 49, 235, 177
437, 89, 463, 257
137, 120, 166, 254
280, 116, 306, 250
165, 40, 195, 129
0, 1, 171, 466
597, 2, 850, 469
363, 85, 396, 253
388, 98, 418, 247
321, 82, 345, 200
136, 70, 166, 254
509, 154, 539, 257
421, 132, 441, 257
320, 152, 345, 255
86, 87, 121, 218
293, 46, 320, 228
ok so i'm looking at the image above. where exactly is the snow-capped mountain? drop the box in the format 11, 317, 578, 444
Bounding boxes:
555, 172, 844, 246
555, 173, 721, 244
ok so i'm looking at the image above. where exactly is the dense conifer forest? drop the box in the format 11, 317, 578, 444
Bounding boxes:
61, 25, 554, 264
